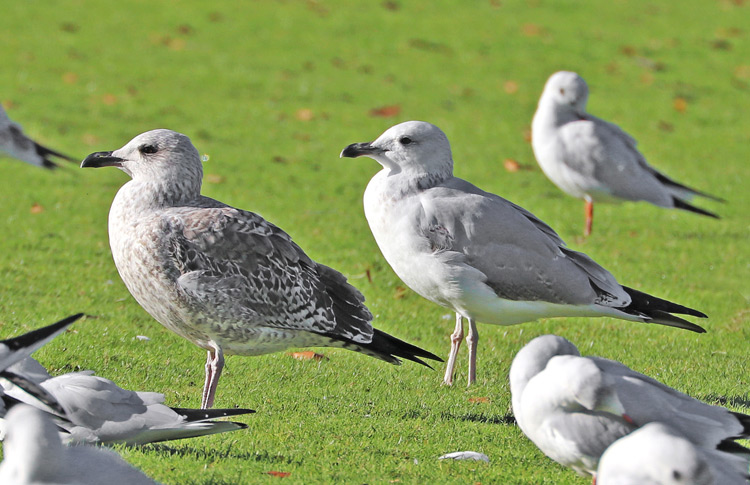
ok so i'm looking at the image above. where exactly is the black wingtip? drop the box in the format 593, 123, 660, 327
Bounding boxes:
368, 329, 444, 368
34, 141, 77, 165
672, 197, 720, 219
170, 407, 257, 422
2, 313, 84, 352
0, 370, 67, 416
621, 286, 707, 333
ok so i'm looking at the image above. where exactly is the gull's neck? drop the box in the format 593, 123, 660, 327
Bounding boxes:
114, 175, 203, 213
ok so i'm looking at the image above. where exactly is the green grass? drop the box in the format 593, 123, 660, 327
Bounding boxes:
0, 0, 748, 483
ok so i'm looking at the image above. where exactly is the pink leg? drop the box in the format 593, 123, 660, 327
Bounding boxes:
443, 313, 464, 386
201, 343, 224, 409
584, 198, 594, 236
466, 318, 478, 386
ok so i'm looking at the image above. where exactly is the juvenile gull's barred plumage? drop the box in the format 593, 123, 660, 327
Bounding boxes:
340, 121, 706, 386
0, 105, 76, 169
509, 335, 750, 478
531, 71, 722, 235
82, 129, 440, 408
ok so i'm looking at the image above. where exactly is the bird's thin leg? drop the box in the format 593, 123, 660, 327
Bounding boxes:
443, 313, 464, 386
466, 318, 479, 386
584, 198, 594, 236
201, 343, 224, 409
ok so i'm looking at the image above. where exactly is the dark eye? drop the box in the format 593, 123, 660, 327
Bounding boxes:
399, 137, 412, 145
139, 144, 158, 155
559, 88, 566, 95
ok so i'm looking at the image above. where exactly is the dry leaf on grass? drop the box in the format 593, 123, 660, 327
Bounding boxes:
30, 203, 44, 214
369, 105, 401, 118
468, 397, 490, 404
267, 471, 291, 478
288, 351, 328, 361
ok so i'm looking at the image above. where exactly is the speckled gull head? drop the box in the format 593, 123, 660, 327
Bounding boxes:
540, 71, 589, 113
80, 129, 202, 186
340, 121, 454, 179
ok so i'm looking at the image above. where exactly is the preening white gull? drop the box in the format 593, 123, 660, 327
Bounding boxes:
531, 71, 722, 235
509, 335, 750, 478
597, 423, 749, 485
0, 405, 160, 485
340, 121, 706, 386
0, 105, 76, 169
2, 357, 254, 445
82, 129, 441, 409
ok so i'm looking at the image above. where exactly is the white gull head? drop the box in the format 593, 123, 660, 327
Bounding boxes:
340, 121, 453, 181
539, 71, 589, 115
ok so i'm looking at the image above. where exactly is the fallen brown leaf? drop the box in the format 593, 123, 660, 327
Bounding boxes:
503, 159, 520, 172
503, 81, 519, 94
30, 203, 44, 214
288, 351, 328, 361
469, 397, 490, 404
205, 174, 225, 184
369, 105, 401, 118
267, 471, 291, 478
62, 72, 78, 84
393, 286, 408, 299
673, 97, 688, 113
295, 108, 314, 121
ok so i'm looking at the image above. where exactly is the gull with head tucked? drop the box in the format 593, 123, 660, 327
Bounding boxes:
531, 71, 722, 235
341, 121, 706, 386
82, 129, 440, 409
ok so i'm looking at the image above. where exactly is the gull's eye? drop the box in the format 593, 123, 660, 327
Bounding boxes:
399, 136, 412, 145
139, 144, 158, 155
559, 88, 566, 95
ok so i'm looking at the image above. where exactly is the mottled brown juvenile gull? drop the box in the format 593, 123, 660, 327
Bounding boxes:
509, 335, 750, 478
2, 357, 254, 445
81, 129, 440, 409
531, 71, 722, 235
0, 405, 160, 485
340, 121, 706, 386
0, 105, 76, 169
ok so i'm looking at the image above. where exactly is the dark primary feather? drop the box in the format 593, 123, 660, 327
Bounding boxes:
620, 286, 706, 333
1, 313, 82, 353
170, 407, 256, 422
652, 170, 725, 203
672, 197, 720, 219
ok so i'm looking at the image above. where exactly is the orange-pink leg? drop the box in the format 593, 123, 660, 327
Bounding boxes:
443, 313, 464, 386
201, 342, 224, 409
584, 198, 594, 236
466, 318, 478, 386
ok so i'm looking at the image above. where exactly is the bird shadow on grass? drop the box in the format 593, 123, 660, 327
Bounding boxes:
143, 443, 302, 466
702, 394, 750, 410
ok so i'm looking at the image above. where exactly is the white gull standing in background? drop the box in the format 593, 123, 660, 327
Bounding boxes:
0, 105, 76, 169
531, 71, 722, 236
509, 334, 750, 478
2, 356, 255, 445
82, 129, 441, 409
0, 405, 160, 485
340, 121, 706, 386
596, 422, 749, 485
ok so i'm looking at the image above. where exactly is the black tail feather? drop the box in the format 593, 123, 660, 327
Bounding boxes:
673, 197, 720, 219
34, 141, 77, 169
621, 286, 706, 333
170, 407, 256, 422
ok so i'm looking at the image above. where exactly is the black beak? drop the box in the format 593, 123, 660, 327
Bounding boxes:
80, 151, 124, 169
339, 142, 382, 158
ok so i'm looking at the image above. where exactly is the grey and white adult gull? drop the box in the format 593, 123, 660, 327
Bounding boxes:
531, 71, 722, 235
0, 105, 76, 169
340, 121, 706, 386
0, 404, 160, 485
81, 129, 441, 409
2, 357, 255, 445
509, 334, 750, 478
597, 422, 749, 485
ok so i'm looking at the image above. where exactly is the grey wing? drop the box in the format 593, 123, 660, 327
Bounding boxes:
558, 118, 670, 204
166, 207, 372, 341
421, 181, 629, 305
591, 357, 745, 445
